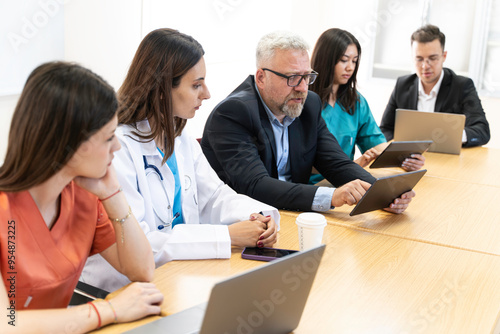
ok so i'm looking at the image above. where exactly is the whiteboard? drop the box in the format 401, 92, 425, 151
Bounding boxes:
0, 1, 64, 96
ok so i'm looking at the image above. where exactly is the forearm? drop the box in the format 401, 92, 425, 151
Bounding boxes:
0, 301, 114, 334
372, 142, 389, 152
167, 225, 231, 260
461, 80, 490, 147
211, 144, 317, 211
315, 117, 376, 186
313, 186, 335, 212
249, 176, 317, 211
320, 157, 376, 187
463, 117, 490, 147
102, 191, 154, 282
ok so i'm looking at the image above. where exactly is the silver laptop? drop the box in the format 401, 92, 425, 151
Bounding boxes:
125, 245, 326, 334
394, 109, 466, 154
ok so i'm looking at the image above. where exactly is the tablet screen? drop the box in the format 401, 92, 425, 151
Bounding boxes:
369, 141, 433, 169
350, 169, 427, 216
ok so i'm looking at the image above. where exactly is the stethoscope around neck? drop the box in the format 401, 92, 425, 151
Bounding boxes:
142, 155, 178, 230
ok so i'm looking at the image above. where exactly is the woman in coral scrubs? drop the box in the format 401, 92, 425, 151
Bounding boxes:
0, 62, 163, 333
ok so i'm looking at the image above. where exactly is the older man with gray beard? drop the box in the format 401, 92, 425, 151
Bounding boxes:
201, 31, 415, 213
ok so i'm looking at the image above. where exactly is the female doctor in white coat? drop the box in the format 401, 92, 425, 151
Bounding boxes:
81, 28, 279, 292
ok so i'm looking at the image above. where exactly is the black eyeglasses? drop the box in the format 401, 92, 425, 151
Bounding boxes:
262, 68, 318, 87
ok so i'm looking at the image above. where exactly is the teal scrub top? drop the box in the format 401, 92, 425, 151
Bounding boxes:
310, 93, 386, 184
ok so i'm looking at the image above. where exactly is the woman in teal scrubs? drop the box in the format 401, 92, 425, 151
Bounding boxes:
309, 28, 425, 183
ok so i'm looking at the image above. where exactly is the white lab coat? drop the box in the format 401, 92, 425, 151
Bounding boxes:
81, 120, 280, 291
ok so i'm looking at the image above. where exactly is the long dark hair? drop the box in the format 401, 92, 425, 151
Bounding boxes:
118, 28, 205, 163
310, 28, 361, 115
0, 61, 117, 192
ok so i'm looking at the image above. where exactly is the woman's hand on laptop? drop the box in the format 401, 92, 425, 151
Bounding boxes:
383, 190, 416, 214
401, 154, 425, 171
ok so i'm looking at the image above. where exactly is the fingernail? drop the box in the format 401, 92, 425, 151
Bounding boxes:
259, 236, 264, 240
250, 215, 256, 219
258, 242, 263, 247
265, 215, 271, 218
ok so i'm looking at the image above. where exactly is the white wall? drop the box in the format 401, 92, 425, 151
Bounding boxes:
1, 0, 499, 162
0, 0, 64, 95
0, 96, 18, 162
0, 0, 65, 162
64, 0, 143, 92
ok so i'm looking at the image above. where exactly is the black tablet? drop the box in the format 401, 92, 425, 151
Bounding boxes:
369, 141, 433, 169
349, 169, 427, 216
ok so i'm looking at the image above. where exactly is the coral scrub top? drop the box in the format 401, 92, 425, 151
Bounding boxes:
0, 181, 115, 309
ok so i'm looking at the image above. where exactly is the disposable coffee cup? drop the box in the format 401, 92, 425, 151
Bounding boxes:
295, 212, 326, 251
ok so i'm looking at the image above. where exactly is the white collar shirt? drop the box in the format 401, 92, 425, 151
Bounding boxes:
417, 70, 466, 142
417, 69, 444, 113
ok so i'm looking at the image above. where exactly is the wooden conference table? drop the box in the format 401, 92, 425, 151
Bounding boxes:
422, 147, 500, 187
95, 147, 500, 334
320, 147, 500, 256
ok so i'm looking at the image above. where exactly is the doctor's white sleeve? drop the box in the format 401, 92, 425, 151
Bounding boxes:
114, 136, 233, 263
191, 136, 281, 230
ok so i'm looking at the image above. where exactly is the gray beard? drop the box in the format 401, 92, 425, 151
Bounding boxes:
279, 100, 304, 118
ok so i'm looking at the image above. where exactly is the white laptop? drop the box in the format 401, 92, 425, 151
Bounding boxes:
394, 109, 466, 154
125, 245, 326, 334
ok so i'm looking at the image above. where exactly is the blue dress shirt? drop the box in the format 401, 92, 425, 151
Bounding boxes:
255, 83, 335, 212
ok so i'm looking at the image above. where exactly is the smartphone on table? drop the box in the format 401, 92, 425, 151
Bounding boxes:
241, 247, 299, 262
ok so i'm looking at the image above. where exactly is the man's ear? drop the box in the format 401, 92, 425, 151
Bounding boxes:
255, 68, 266, 89
442, 50, 447, 62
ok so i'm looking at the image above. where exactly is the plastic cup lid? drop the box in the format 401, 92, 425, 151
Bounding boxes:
296, 212, 326, 226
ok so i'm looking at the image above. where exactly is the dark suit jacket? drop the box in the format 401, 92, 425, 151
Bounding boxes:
201, 75, 375, 211
379, 68, 490, 147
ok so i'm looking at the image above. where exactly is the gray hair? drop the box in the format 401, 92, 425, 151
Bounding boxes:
256, 31, 310, 68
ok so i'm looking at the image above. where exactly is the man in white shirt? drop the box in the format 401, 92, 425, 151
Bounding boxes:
380, 24, 490, 147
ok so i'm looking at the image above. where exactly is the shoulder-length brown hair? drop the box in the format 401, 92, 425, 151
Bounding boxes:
118, 28, 204, 163
0, 62, 117, 192
310, 28, 361, 115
